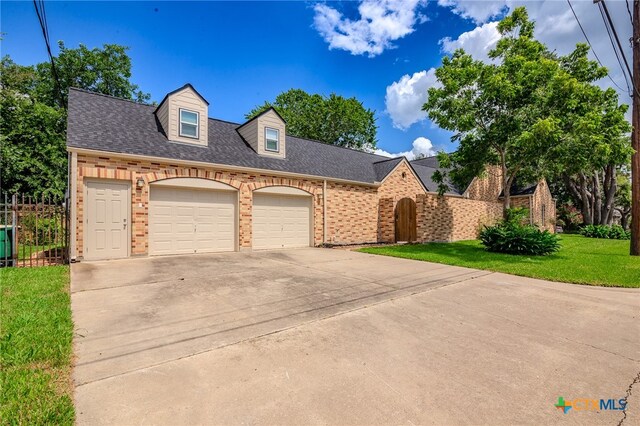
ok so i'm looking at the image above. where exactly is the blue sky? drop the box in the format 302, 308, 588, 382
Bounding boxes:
1, 1, 631, 158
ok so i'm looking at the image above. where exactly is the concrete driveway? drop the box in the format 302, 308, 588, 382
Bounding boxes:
72, 248, 640, 425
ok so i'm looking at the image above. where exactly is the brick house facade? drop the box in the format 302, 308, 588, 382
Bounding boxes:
67, 86, 554, 261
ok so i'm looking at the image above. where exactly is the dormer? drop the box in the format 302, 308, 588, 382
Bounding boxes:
237, 108, 286, 159
155, 84, 209, 146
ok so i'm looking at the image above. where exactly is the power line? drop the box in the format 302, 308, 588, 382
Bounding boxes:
598, 0, 640, 97
566, 0, 628, 93
33, 0, 64, 107
626, 0, 634, 26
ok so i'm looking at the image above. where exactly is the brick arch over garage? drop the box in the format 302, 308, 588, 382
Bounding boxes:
241, 178, 323, 249
142, 168, 243, 189
246, 179, 318, 196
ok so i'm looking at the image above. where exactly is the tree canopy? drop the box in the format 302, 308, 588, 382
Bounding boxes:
423, 7, 631, 220
0, 43, 149, 200
246, 89, 377, 150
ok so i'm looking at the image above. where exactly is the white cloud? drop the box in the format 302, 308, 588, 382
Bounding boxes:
436, 1, 632, 109
313, 0, 428, 57
385, 68, 438, 130
374, 136, 436, 160
439, 21, 501, 62
438, 0, 508, 24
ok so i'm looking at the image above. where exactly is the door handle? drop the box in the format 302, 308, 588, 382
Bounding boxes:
123, 223, 127, 229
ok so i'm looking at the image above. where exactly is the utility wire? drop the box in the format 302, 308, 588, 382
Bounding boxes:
566, 0, 628, 93
33, 0, 64, 107
626, 0, 634, 26
599, 0, 639, 97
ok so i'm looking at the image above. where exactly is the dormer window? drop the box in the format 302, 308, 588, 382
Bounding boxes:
265, 127, 279, 152
179, 109, 199, 139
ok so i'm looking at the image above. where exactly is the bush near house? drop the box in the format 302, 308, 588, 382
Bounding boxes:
479, 208, 560, 256
556, 204, 583, 231
580, 224, 630, 240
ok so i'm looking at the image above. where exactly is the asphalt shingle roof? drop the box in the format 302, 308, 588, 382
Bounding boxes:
67, 88, 456, 192
373, 157, 403, 182
499, 181, 538, 197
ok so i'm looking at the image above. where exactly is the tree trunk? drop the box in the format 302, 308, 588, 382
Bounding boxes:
578, 173, 594, 225
620, 208, 631, 230
593, 171, 602, 225
601, 165, 617, 225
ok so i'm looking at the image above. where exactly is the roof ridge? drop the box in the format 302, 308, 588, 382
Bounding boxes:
286, 134, 390, 159
373, 156, 404, 164
208, 117, 242, 126
69, 87, 156, 108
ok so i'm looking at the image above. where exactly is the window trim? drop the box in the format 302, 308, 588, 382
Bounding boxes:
179, 108, 199, 139
264, 127, 279, 152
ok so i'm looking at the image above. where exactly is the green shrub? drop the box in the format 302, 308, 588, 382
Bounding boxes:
19, 214, 64, 246
480, 208, 560, 256
557, 205, 583, 231
580, 224, 630, 240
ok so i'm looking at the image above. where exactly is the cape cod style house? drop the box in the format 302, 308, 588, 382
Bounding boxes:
66, 84, 555, 261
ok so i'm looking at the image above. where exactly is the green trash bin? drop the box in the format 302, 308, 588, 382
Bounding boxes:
0, 225, 14, 267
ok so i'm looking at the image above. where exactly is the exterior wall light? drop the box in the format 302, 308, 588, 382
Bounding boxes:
136, 178, 145, 189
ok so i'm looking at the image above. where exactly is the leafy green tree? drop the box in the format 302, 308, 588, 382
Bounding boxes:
0, 43, 149, 200
615, 169, 632, 230
247, 89, 377, 150
548, 45, 632, 226
424, 8, 562, 214
0, 78, 66, 198
35, 42, 150, 108
424, 7, 630, 220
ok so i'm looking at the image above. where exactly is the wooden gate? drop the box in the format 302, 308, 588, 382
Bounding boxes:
395, 198, 417, 242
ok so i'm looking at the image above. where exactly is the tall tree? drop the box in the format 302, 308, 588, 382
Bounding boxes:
247, 89, 377, 150
424, 8, 562, 214
0, 43, 150, 199
423, 7, 630, 218
549, 45, 632, 226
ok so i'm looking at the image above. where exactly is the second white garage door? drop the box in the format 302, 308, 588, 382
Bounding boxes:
252, 193, 311, 249
149, 186, 236, 255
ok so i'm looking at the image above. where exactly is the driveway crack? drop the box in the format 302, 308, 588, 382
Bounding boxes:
618, 370, 640, 426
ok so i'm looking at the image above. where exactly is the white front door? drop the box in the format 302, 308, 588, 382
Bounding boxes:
149, 186, 236, 255
252, 193, 311, 249
85, 180, 130, 260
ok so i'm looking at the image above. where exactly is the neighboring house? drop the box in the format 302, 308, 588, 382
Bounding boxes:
66, 84, 554, 261
500, 181, 557, 232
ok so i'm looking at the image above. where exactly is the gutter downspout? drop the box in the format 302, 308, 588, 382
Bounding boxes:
323, 179, 327, 245
70, 152, 77, 260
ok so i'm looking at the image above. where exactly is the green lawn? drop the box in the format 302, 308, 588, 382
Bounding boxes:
0, 266, 74, 425
359, 234, 640, 288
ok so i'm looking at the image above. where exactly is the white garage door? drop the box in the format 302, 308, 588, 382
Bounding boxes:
149, 186, 236, 255
253, 193, 311, 249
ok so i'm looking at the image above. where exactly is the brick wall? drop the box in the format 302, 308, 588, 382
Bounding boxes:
75, 154, 328, 257
416, 194, 503, 242
376, 161, 426, 242
508, 181, 556, 233
530, 181, 556, 232
325, 181, 378, 244
465, 165, 503, 201
74, 154, 519, 257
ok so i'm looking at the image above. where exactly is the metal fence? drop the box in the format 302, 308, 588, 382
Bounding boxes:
1, 194, 69, 267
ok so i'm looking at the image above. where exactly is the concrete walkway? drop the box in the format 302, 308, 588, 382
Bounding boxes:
72, 248, 640, 425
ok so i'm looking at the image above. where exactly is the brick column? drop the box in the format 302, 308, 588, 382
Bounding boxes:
239, 184, 253, 249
